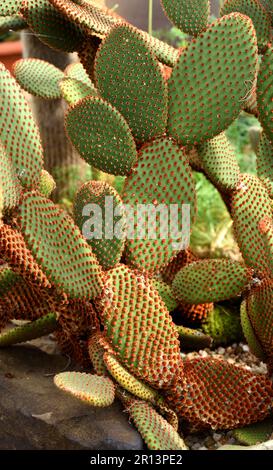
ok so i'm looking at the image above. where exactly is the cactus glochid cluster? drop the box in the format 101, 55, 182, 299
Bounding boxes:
1, 0, 273, 450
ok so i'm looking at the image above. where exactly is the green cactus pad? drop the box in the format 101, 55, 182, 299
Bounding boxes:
256, 133, 273, 198
65, 62, 93, 87
258, 216, 273, 277
197, 133, 241, 192
73, 181, 126, 270
95, 24, 167, 144
168, 13, 258, 146
0, 1, 20, 15
141, 33, 179, 68
161, 0, 210, 36
202, 305, 243, 346
172, 259, 251, 304
38, 169, 56, 197
98, 264, 182, 389
221, 0, 271, 51
103, 353, 159, 403
19, 192, 104, 299
240, 300, 266, 361
0, 62, 44, 189
161, 249, 197, 284
231, 174, 273, 275
127, 400, 188, 450
122, 137, 196, 273
151, 279, 178, 312
49, 0, 120, 37
0, 15, 27, 33
88, 332, 108, 376
246, 279, 273, 362
13, 58, 64, 99
233, 418, 273, 446
21, 0, 85, 52
65, 96, 137, 176
0, 141, 21, 211
167, 357, 273, 430
176, 325, 212, 351
0, 313, 58, 347
0, 224, 51, 289
54, 372, 115, 407
259, 0, 273, 24
59, 77, 97, 106
257, 46, 273, 143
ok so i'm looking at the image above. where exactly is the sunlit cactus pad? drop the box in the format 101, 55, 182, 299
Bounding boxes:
168, 357, 273, 430
0, 141, 21, 211
172, 259, 251, 304
198, 132, 241, 191
0, 62, 43, 189
98, 264, 182, 389
128, 400, 188, 450
103, 353, 158, 403
95, 24, 167, 144
21, 0, 85, 52
231, 174, 273, 275
65, 96, 137, 175
38, 169, 56, 198
54, 371, 115, 407
13, 58, 64, 99
167, 13, 258, 146
0, 0, 21, 16
220, 0, 271, 51
161, 0, 210, 36
73, 181, 126, 270
122, 137, 196, 273
64, 62, 93, 87
19, 192, 104, 299
152, 279, 178, 312
233, 418, 273, 446
59, 77, 97, 105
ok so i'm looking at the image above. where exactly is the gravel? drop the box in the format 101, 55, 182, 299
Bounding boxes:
182, 342, 268, 450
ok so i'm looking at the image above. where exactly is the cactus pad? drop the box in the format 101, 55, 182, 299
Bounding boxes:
161, 0, 210, 36
0, 141, 21, 211
231, 174, 273, 275
151, 279, 178, 312
176, 325, 213, 351
161, 249, 197, 284
258, 216, 273, 277
98, 264, 182, 389
103, 353, 159, 403
256, 133, 273, 198
0, 313, 58, 347
38, 169, 56, 197
95, 24, 167, 144
240, 300, 266, 361
0, 62, 43, 189
202, 305, 243, 346
168, 357, 273, 430
21, 0, 85, 52
198, 132, 241, 191
59, 77, 97, 106
13, 58, 64, 99
233, 418, 273, 446
19, 192, 104, 299
257, 45, 273, 143
221, 0, 271, 51
172, 259, 251, 304
0, 1, 20, 15
73, 181, 126, 270
65, 96, 137, 176
168, 13, 258, 146
54, 372, 115, 407
122, 137, 196, 273
0, 224, 51, 288
64, 62, 93, 87
127, 400, 188, 450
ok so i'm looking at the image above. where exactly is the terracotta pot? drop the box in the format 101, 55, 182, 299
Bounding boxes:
0, 41, 22, 73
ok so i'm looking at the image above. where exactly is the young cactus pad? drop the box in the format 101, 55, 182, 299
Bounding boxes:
65, 96, 137, 176
13, 59, 64, 99
18, 192, 104, 299
54, 372, 115, 407
167, 13, 258, 146
95, 23, 168, 144
0, 313, 58, 347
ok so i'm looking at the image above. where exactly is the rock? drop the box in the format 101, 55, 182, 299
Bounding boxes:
0, 345, 143, 450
